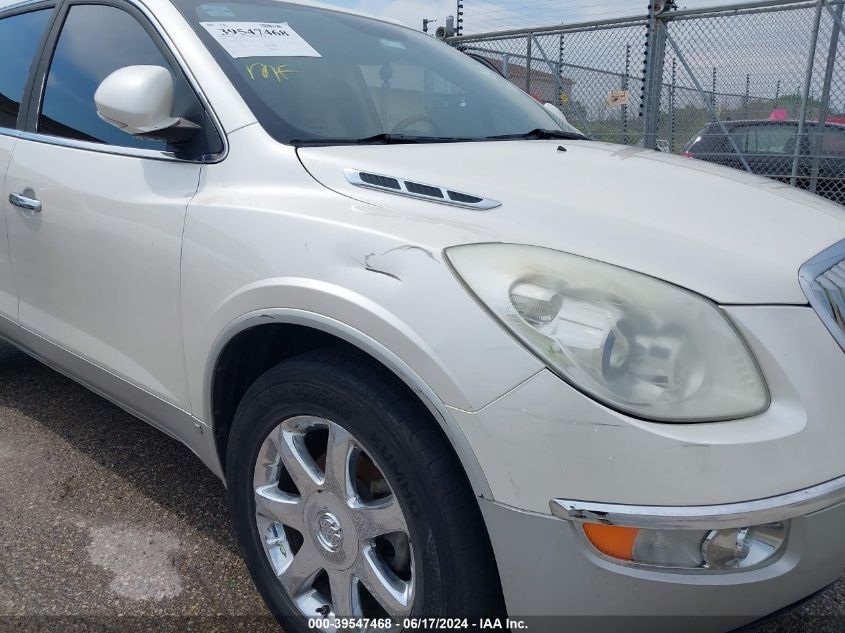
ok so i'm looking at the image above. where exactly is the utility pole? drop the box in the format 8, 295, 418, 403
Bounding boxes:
456, 0, 464, 36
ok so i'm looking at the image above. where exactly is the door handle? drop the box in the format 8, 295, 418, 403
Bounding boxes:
9, 192, 42, 213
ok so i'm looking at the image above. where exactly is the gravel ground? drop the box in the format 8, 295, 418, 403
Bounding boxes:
0, 343, 842, 633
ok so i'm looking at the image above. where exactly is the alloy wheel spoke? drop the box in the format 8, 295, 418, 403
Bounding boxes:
273, 427, 323, 498
279, 541, 323, 597
352, 497, 408, 540
358, 545, 413, 618
329, 569, 361, 618
254, 484, 304, 533
324, 423, 356, 498
253, 432, 282, 489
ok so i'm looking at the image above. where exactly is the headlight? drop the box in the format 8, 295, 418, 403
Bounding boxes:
446, 243, 769, 422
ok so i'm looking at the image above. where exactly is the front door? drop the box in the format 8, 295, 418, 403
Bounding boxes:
5, 1, 218, 410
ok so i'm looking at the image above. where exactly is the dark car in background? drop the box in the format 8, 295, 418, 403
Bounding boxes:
683, 120, 845, 204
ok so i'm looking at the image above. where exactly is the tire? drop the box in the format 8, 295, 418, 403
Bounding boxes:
226, 346, 504, 632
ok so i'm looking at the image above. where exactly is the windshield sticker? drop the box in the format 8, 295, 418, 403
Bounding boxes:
246, 62, 297, 81
200, 21, 321, 58
200, 4, 235, 18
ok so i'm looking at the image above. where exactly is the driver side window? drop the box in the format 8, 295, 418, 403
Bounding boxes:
38, 4, 200, 151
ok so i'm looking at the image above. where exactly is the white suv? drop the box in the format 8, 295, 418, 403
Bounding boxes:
2, 0, 845, 630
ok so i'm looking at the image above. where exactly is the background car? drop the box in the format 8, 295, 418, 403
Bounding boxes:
683, 119, 845, 204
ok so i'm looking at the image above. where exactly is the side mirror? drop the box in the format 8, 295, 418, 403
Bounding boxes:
543, 103, 572, 129
94, 65, 199, 142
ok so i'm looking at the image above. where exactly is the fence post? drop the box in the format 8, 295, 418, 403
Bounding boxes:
670, 57, 676, 152
791, 0, 825, 186
641, 1, 669, 149
560, 34, 568, 109
532, 35, 595, 136
744, 74, 750, 120
811, 1, 844, 193
525, 32, 533, 93
622, 44, 631, 144
711, 68, 718, 119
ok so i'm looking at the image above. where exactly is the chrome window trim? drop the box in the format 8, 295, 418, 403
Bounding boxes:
15, 130, 187, 162
344, 168, 501, 211
1, 0, 229, 164
551, 472, 845, 529
799, 237, 845, 352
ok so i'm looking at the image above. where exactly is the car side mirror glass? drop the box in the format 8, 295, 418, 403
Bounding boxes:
94, 65, 199, 143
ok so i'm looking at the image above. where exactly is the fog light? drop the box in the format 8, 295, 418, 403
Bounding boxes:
582, 522, 787, 570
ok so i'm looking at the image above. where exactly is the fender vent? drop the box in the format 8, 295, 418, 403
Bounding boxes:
344, 169, 500, 210
405, 181, 444, 198
447, 191, 483, 204
359, 172, 401, 190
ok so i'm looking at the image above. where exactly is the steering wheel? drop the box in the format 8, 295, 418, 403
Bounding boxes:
391, 113, 439, 134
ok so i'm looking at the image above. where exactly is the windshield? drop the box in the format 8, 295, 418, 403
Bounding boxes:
174, 0, 583, 145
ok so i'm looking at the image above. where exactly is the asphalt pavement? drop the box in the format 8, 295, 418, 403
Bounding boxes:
0, 343, 842, 633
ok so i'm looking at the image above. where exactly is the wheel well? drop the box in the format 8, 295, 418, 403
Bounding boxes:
211, 322, 506, 611
212, 323, 343, 473
211, 323, 439, 478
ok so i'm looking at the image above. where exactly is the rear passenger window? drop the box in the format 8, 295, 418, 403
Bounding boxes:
730, 124, 795, 155
38, 4, 200, 151
0, 9, 52, 129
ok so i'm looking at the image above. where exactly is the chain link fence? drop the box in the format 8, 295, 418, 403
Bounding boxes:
448, 0, 845, 205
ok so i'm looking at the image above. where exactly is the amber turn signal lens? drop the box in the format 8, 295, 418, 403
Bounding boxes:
583, 524, 640, 561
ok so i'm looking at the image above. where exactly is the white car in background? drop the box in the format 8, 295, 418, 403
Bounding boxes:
1, 0, 845, 631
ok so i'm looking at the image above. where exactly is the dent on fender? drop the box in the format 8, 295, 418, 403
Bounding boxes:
355, 244, 440, 283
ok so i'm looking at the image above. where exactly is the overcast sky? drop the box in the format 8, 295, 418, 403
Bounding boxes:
321, 0, 733, 33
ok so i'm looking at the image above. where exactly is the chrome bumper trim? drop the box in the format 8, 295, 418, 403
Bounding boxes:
550, 473, 845, 529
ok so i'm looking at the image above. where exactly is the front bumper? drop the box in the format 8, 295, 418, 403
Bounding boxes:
448, 306, 845, 512
452, 304, 845, 628
481, 497, 845, 631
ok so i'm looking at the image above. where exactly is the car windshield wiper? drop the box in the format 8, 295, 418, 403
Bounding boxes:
485, 129, 589, 141
290, 133, 477, 147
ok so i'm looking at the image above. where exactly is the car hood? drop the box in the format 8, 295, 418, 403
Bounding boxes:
298, 140, 845, 304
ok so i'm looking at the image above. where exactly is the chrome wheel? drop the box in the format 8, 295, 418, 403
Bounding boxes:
253, 415, 414, 626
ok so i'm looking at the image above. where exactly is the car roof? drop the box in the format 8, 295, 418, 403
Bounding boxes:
0, 0, 409, 28
707, 119, 845, 129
